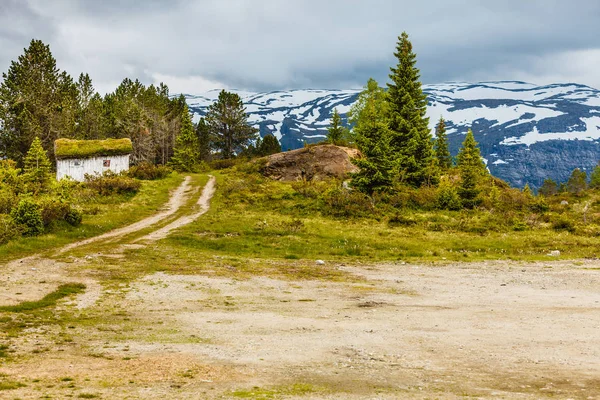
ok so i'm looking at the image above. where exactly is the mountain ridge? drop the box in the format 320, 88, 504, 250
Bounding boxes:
183, 81, 600, 188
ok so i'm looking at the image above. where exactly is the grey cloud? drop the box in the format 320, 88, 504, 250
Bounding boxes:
1, 0, 599, 93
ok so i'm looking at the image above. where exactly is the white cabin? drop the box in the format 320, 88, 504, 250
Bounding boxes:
54, 138, 133, 182
56, 155, 130, 181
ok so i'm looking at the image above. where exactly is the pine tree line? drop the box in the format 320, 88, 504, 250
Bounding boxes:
0, 40, 282, 172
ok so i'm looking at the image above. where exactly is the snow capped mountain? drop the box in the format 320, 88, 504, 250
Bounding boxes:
183, 81, 600, 188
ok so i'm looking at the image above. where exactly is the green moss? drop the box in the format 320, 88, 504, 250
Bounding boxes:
54, 138, 133, 160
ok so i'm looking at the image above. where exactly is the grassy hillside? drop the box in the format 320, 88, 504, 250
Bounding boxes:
120, 162, 600, 271
0, 173, 184, 263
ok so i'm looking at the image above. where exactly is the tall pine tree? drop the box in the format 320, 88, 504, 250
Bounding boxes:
350, 78, 393, 194
589, 165, 600, 189
326, 108, 348, 145
387, 32, 437, 187
434, 117, 452, 170
170, 104, 199, 171
23, 136, 52, 191
205, 90, 258, 159
567, 168, 588, 196
457, 129, 486, 174
457, 129, 486, 208
196, 117, 212, 162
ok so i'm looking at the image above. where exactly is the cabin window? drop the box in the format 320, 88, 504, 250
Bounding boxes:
103, 160, 111, 167
72, 160, 82, 167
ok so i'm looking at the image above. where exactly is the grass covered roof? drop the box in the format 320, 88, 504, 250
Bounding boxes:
54, 138, 133, 160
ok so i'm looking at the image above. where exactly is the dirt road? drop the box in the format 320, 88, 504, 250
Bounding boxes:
0, 176, 213, 307
58, 176, 195, 254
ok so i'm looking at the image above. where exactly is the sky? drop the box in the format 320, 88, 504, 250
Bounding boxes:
1, 0, 599, 94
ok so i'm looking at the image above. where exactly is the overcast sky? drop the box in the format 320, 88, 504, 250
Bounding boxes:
1, 0, 599, 94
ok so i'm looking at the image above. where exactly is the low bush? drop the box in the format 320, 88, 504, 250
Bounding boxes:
65, 208, 83, 226
0, 186, 16, 214
291, 180, 328, 199
11, 198, 44, 236
322, 187, 374, 218
53, 178, 80, 201
38, 197, 72, 227
128, 162, 172, 180
84, 171, 141, 196
552, 217, 576, 233
0, 214, 22, 244
387, 213, 417, 227
210, 159, 238, 170
436, 184, 462, 211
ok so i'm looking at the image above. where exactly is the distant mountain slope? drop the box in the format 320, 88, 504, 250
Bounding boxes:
183, 81, 600, 188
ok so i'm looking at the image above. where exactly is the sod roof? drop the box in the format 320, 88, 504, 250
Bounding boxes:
54, 138, 133, 160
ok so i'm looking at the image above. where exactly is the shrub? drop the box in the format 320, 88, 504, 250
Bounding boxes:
0, 186, 16, 214
291, 180, 328, 199
210, 159, 238, 170
53, 178, 80, 201
128, 162, 172, 180
529, 198, 550, 213
84, 171, 141, 196
279, 218, 305, 233
387, 213, 417, 227
11, 198, 44, 236
65, 208, 83, 226
407, 186, 438, 210
552, 217, 576, 233
0, 160, 23, 192
38, 197, 71, 227
321, 187, 374, 218
0, 214, 22, 244
511, 219, 528, 231
436, 183, 462, 211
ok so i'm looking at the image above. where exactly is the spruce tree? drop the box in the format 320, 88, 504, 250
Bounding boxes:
326, 108, 348, 145
589, 165, 600, 189
349, 78, 393, 194
170, 104, 199, 172
567, 168, 587, 196
539, 178, 558, 196
258, 134, 282, 156
522, 183, 534, 200
457, 130, 485, 208
434, 117, 452, 170
196, 117, 212, 162
457, 129, 486, 175
387, 32, 437, 187
23, 136, 52, 190
205, 90, 258, 159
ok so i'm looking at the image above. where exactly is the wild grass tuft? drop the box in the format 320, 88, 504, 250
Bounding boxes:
0, 283, 85, 312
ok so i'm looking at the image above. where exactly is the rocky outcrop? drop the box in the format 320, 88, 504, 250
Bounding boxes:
261, 145, 359, 181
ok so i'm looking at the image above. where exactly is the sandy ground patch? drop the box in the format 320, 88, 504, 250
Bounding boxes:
3, 262, 596, 398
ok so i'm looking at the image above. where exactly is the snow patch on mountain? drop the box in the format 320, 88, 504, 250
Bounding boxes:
501, 117, 600, 146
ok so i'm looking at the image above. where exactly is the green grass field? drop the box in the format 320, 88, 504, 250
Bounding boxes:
0, 173, 184, 263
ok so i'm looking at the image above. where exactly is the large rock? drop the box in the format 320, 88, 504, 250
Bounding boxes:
261, 145, 359, 181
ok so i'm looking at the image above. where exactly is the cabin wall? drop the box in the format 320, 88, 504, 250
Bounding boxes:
56, 155, 130, 182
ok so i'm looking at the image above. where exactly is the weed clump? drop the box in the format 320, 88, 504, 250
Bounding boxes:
84, 171, 141, 196
0, 283, 86, 313
128, 162, 172, 180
